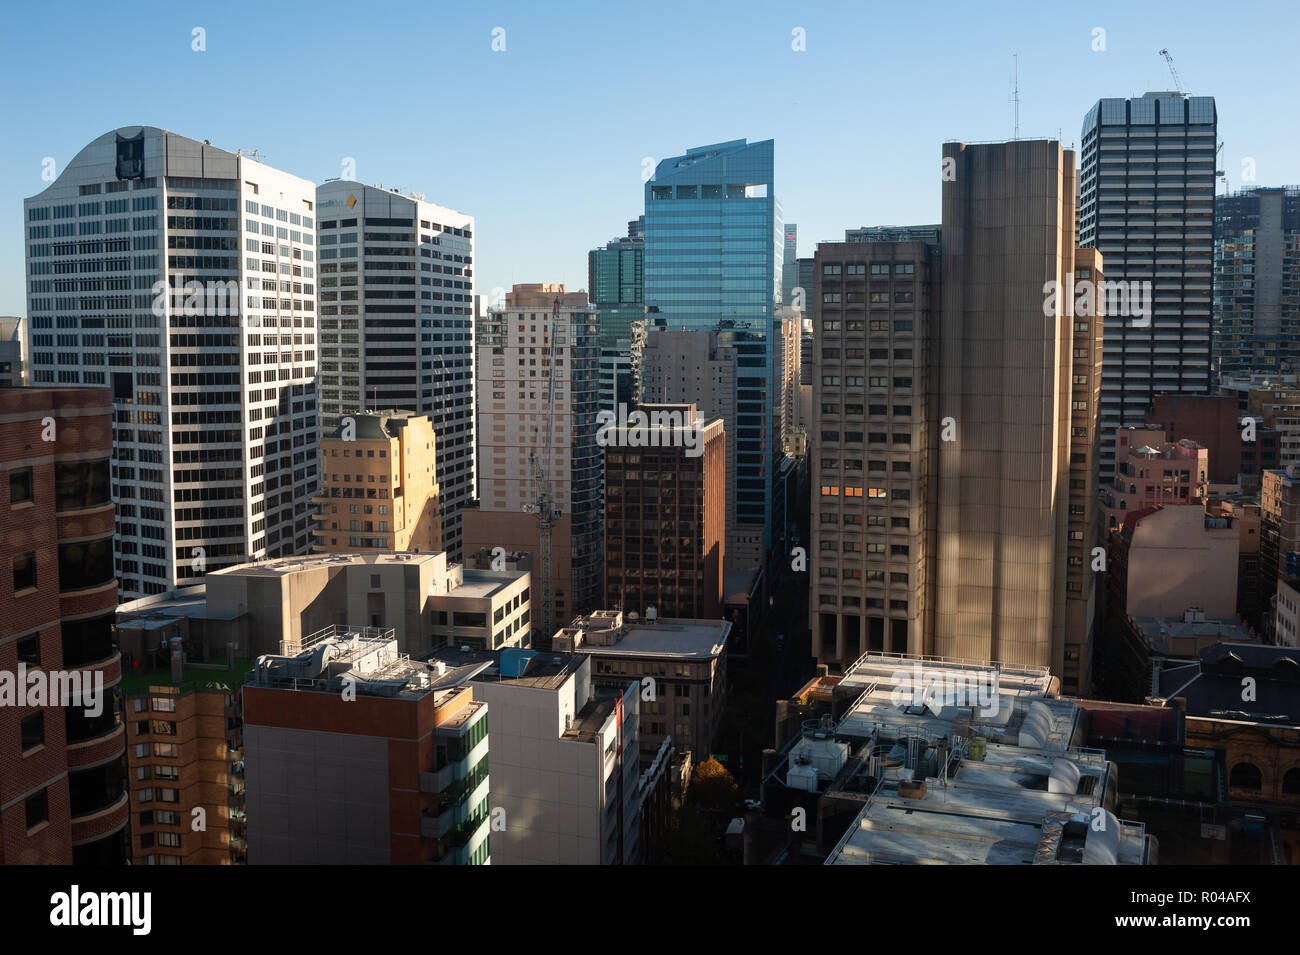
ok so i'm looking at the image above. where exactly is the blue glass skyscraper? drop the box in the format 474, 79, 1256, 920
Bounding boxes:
644, 139, 783, 570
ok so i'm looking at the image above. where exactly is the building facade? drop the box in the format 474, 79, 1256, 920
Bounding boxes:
467, 284, 603, 631
1078, 94, 1218, 478
314, 181, 475, 561
431, 647, 643, 865
810, 238, 938, 667
0, 386, 127, 864
313, 410, 440, 553
243, 628, 491, 864
24, 126, 320, 597
934, 139, 1102, 693
644, 139, 783, 572
588, 225, 645, 416
638, 326, 741, 565
604, 405, 726, 619
556, 611, 730, 765
1102, 427, 1209, 530
1214, 186, 1300, 380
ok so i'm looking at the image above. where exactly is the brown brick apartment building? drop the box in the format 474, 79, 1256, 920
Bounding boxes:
0, 386, 127, 864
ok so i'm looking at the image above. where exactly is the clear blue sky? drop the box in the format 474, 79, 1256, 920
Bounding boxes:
0, 0, 1294, 315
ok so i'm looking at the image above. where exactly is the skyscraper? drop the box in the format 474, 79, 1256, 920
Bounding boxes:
464, 284, 603, 633
604, 404, 726, 618
1214, 186, 1300, 380
587, 227, 644, 414
935, 139, 1102, 691
809, 140, 1104, 695
1079, 94, 1218, 478
643, 139, 783, 571
811, 237, 939, 666
23, 126, 320, 597
314, 181, 475, 561
781, 223, 798, 305
638, 326, 742, 564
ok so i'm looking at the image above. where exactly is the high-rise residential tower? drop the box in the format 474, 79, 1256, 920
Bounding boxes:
1078, 94, 1218, 478
1214, 186, 1300, 380
23, 126, 320, 597
644, 139, 784, 572
1, 386, 127, 864
314, 181, 475, 561
464, 284, 603, 634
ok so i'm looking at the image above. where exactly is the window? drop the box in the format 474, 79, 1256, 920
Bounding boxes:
9, 467, 33, 504
26, 790, 48, 830
21, 712, 44, 751
17, 634, 40, 666
13, 552, 36, 592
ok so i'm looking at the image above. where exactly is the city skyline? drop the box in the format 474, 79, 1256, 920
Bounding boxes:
1, 0, 1295, 316
4, 0, 1300, 883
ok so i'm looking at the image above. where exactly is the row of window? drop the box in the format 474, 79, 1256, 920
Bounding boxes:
823, 263, 916, 276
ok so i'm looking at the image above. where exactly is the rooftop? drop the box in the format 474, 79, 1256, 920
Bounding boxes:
121, 659, 255, 696
1158, 641, 1300, 725
825, 741, 1152, 864
565, 613, 730, 659
835, 651, 1077, 749
426, 645, 584, 692
1130, 616, 1257, 657
322, 409, 422, 442
249, 626, 486, 701
210, 551, 443, 578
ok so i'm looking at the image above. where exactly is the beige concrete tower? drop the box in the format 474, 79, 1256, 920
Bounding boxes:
931, 140, 1101, 687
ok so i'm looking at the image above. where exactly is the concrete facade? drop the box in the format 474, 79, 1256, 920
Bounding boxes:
313, 410, 441, 554
314, 182, 475, 562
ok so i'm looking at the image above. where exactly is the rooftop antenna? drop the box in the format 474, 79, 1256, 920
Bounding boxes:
1010, 53, 1021, 141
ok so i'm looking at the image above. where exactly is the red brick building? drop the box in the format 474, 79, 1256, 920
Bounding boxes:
0, 386, 126, 863
1147, 394, 1279, 483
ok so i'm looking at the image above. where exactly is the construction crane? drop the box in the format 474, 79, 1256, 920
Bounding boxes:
1159, 49, 1187, 96
528, 295, 562, 641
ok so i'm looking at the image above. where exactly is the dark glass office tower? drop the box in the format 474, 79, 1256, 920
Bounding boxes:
1079, 93, 1218, 478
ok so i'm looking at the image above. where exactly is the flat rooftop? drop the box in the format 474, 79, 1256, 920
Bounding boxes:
121, 659, 255, 696
585, 618, 730, 660
836, 652, 1079, 750
426, 646, 583, 692
1131, 617, 1257, 656
562, 692, 619, 742
440, 569, 523, 601
211, 551, 443, 578
250, 627, 486, 701
825, 742, 1152, 866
